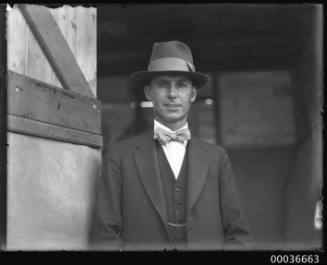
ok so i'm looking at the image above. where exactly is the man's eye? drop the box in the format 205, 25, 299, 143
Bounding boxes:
156, 82, 167, 87
178, 82, 190, 88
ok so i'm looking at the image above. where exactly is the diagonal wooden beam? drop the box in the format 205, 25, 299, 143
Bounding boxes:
18, 4, 95, 98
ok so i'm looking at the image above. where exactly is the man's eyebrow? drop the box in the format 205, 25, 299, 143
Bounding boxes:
153, 79, 167, 83
152, 78, 169, 83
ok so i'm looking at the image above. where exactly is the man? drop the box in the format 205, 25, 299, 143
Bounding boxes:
90, 41, 251, 250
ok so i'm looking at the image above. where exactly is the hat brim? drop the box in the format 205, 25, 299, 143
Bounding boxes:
128, 71, 211, 92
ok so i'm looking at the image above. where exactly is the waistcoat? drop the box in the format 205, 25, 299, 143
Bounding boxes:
155, 140, 188, 248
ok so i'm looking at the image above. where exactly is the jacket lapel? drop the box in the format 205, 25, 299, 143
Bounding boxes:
133, 129, 168, 226
187, 137, 210, 214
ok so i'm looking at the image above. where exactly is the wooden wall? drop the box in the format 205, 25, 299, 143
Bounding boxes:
6, 5, 99, 250
7, 5, 96, 94
218, 71, 296, 148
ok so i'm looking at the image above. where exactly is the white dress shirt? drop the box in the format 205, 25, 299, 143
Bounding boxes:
154, 120, 189, 179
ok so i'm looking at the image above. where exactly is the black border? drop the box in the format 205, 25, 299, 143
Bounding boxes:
1, 251, 327, 265
0, 2, 325, 265
0, 3, 7, 250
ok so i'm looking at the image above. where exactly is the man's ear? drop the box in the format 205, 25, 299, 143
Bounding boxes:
190, 87, 198, 102
144, 85, 152, 101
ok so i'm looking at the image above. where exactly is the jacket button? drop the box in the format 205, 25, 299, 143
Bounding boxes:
176, 204, 183, 210
175, 187, 180, 192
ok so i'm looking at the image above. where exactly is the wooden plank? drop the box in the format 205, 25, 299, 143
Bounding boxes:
7, 6, 27, 74
8, 114, 103, 148
7, 70, 101, 135
18, 4, 94, 98
50, 6, 77, 88
25, 16, 55, 86
50, 6, 77, 57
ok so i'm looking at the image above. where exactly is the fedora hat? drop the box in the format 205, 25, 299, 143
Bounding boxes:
128, 41, 211, 91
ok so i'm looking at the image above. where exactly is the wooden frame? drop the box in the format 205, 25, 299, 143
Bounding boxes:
7, 70, 102, 148
6, 5, 102, 148
18, 4, 94, 98
8, 115, 102, 148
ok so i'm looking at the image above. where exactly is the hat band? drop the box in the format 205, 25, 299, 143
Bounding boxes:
148, 57, 195, 72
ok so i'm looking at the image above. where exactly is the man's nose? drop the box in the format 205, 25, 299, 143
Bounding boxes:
167, 84, 178, 98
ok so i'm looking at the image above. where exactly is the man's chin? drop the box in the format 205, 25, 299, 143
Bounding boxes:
160, 115, 186, 124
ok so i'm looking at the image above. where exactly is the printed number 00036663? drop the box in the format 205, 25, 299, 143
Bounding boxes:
270, 255, 319, 264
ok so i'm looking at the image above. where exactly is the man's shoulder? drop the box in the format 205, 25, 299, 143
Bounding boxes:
192, 137, 229, 159
193, 137, 226, 152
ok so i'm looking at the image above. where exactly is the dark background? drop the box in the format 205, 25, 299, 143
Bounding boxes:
97, 4, 323, 249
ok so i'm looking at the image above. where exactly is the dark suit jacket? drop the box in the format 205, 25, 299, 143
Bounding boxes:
89, 129, 251, 250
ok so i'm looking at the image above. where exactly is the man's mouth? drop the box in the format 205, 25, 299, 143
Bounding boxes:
164, 104, 182, 113
165, 103, 181, 107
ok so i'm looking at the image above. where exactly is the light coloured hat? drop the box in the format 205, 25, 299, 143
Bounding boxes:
128, 41, 211, 90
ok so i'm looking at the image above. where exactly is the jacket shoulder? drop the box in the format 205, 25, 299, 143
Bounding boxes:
194, 137, 226, 152
193, 137, 229, 161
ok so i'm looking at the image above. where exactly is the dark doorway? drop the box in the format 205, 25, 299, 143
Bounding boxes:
97, 4, 322, 249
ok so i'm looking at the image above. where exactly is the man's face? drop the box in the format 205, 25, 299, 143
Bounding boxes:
144, 75, 197, 126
